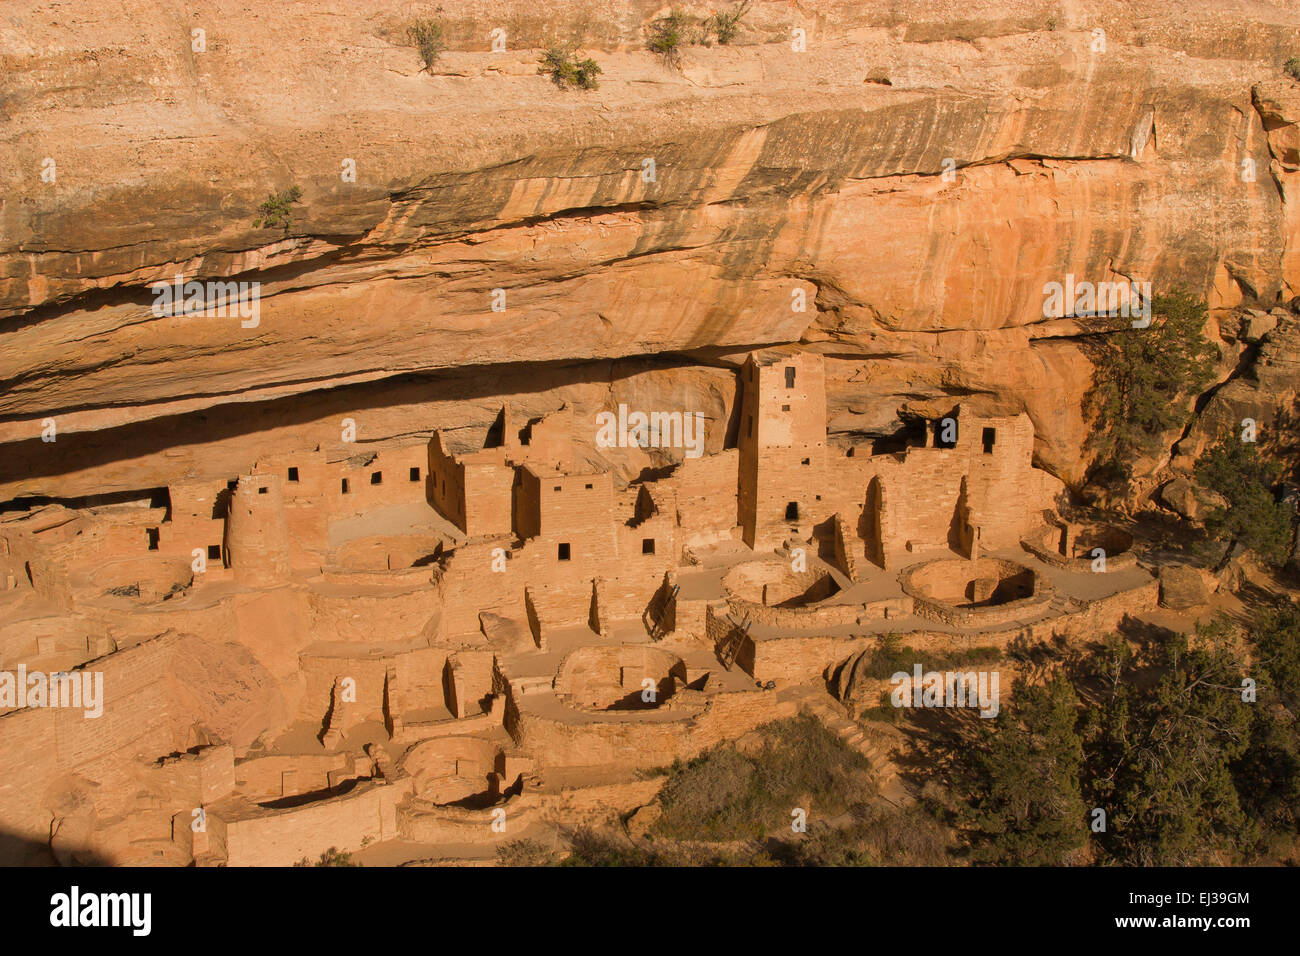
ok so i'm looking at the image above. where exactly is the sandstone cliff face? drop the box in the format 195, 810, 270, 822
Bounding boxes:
3, 0, 1300, 497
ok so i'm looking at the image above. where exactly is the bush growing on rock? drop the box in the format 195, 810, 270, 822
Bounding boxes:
647, 11, 698, 69
709, 1, 751, 45
1286, 56, 1300, 81
1193, 435, 1294, 568
407, 19, 446, 72
538, 45, 602, 90
253, 186, 302, 233
648, 5, 749, 67
293, 847, 358, 866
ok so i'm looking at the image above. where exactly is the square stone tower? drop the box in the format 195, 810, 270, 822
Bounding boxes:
737, 349, 829, 550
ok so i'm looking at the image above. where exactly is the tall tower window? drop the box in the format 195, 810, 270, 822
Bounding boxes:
785, 366, 796, 388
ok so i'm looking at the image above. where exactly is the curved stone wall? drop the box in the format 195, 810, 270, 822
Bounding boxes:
900, 557, 1053, 628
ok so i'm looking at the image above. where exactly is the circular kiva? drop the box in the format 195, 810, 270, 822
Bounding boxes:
1021, 523, 1136, 572
403, 736, 505, 806
553, 644, 687, 712
900, 557, 1053, 627
720, 560, 840, 608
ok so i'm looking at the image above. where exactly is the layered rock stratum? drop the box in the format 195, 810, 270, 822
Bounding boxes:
2, 0, 1300, 499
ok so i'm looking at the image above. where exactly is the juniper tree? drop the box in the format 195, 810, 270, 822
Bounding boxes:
1194, 435, 1293, 568
1082, 623, 1256, 866
1084, 290, 1218, 486
964, 675, 1088, 865
1233, 603, 1300, 841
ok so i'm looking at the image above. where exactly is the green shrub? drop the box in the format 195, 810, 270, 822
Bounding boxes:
1194, 436, 1293, 567
857, 634, 1002, 681
647, 12, 697, 68
407, 19, 446, 72
293, 846, 358, 866
1252, 602, 1300, 711
652, 715, 874, 841
1236, 603, 1300, 837
1286, 57, 1300, 81
496, 839, 557, 867
1082, 627, 1258, 866
783, 804, 951, 866
966, 676, 1088, 865
560, 828, 776, 866
538, 45, 602, 90
1083, 289, 1218, 486
253, 186, 302, 233
709, 1, 751, 44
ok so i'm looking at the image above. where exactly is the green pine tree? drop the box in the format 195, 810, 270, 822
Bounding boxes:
965, 676, 1088, 865
1083, 623, 1256, 865
1194, 436, 1293, 568
1084, 290, 1218, 486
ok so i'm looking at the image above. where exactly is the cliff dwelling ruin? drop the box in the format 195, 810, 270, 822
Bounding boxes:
0, 348, 1161, 865
3, 0, 1300, 887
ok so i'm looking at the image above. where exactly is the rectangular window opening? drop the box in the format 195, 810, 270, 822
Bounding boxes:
146, 528, 160, 551
287, 467, 299, 482
370, 471, 383, 485
558, 543, 571, 561
409, 467, 421, 482
207, 544, 221, 561
341, 478, 350, 494
642, 538, 656, 555
785, 366, 796, 388
982, 427, 997, 455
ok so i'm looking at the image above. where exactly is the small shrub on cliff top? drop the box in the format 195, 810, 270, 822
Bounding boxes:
538, 45, 602, 90
1286, 57, 1300, 81
407, 19, 446, 73
648, 11, 699, 68
253, 186, 302, 233
709, 1, 751, 45
294, 846, 358, 866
